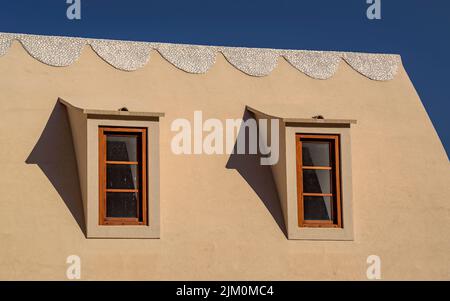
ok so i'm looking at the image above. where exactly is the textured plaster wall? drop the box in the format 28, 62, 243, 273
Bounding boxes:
0, 41, 448, 280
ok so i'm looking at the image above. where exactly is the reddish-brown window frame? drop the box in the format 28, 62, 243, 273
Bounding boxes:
98, 127, 148, 226
296, 134, 342, 228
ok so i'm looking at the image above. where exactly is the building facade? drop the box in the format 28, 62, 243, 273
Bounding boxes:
0, 32, 448, 280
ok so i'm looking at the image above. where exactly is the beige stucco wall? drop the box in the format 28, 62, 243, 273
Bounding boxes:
0, 41, 449, 280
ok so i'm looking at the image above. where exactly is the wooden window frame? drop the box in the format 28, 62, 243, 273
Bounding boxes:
296, 134, 342, 228
98, 127, 148, 226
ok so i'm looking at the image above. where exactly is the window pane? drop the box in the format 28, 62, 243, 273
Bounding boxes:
107, 164, 138, 189
303, 196, 332, 220
106, 192, 138, 218
303, 169, 331, 194
107, 135, 138, 162
302, 141, 330, 166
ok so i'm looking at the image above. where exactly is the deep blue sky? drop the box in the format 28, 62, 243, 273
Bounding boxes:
0, 1, 449, 157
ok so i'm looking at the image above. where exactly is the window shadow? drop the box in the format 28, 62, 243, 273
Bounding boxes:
225, 109, 287, 237
25, 101, 86, 236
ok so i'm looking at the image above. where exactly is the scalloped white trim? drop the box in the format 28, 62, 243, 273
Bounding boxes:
0, 32, 401, 80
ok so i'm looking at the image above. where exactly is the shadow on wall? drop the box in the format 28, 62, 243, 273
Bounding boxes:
25, 101, 86, 237
226, 109, 287, 238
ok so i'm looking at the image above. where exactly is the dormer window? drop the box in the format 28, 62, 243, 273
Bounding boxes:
60, 98, 163, 238
247, 106, 355, 240
98, 127, 147, 226
296, 134, 342, 228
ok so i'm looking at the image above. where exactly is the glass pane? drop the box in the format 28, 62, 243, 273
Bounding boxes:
303, 196, 332, 220
106, 192, 138, 218
303, 169, 331, 194
107, 164, 138, 189
302, 141, 330, 166
107, 135, 138, 162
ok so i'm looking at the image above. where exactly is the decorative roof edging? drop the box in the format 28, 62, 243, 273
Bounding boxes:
0, 32, 401, 81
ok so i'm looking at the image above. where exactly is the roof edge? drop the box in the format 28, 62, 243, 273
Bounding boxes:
1, 32, 401, 81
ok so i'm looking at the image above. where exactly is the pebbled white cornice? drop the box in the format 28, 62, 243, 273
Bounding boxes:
0, 32, 401, 80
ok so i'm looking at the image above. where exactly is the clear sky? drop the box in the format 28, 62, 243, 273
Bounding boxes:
0, 0, 448, 157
